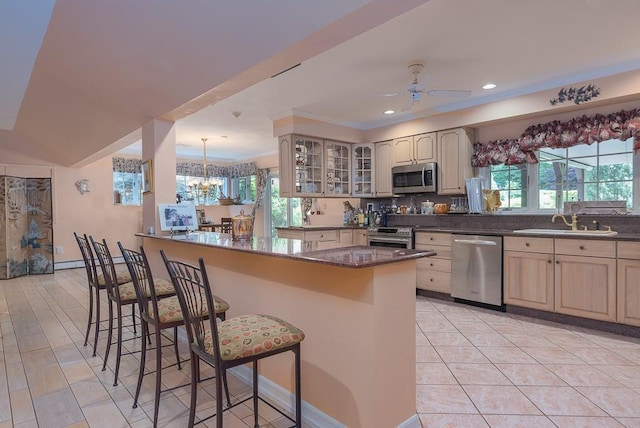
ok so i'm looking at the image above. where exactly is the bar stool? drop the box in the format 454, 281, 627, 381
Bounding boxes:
74, 233, 107, 356
91, 237, 174, 386
161, 250, 305, 428
119, 243, 230, 427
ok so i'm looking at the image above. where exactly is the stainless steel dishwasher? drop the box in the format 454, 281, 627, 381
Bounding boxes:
451, 234, 503, 307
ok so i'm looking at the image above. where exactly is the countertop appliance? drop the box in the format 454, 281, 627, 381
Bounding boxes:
392, 162, 436, 194
367, 227, 413, 249
451, 234, 503, 308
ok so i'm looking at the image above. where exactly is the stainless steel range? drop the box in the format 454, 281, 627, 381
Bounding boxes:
367, 227, 413, 249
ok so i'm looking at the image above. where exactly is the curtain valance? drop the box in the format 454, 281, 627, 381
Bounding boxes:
175, 161, 257, 178
112, 157, 142, 174
472, 107, 640, 167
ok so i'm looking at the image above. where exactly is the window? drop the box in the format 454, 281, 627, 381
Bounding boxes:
484, 137, 636, 212
176, 175, 227, 206
487, 164, 527, 209
231, 175, 257, 203
113, 172, 142, 205
265, 176, 301, 237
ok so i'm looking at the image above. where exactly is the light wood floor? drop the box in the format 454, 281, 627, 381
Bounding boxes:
0, 268, 296, 428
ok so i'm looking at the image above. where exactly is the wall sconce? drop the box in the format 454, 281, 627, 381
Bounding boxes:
75, 179, 90, 194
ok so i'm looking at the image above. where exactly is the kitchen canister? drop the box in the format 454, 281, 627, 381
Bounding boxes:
232, 210, 253, 240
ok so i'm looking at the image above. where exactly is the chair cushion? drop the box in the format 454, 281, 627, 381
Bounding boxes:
147, 294, 229, 324
203, 314, 305, 361
97, 264, 132, 286
150, 278, 176, 298
117, 282, 137, 302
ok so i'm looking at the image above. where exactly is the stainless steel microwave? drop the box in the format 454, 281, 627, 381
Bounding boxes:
392, 162, 437, 194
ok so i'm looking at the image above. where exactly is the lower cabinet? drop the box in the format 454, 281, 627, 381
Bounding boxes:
276, 229, 339, 242
352, 229, 368, 245
617, 242, 640, 326
554, 239, 617, 322
415, 232, 452, 294
504, 237, 554, 311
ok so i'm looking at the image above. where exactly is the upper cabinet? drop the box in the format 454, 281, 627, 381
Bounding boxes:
391, 133, 436, 167
374, 140, 393, 197
324, 141, 351, 197
352, 143, 374, 197
278, 134, 350, 197
436, 128, 474, 195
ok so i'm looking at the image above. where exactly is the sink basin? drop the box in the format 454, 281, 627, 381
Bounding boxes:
513, 228, 618, 237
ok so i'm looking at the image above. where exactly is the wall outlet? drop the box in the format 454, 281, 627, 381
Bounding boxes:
55, 246, 63, 255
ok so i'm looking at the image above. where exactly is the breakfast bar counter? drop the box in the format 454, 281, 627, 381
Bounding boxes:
140, 232, 434, 428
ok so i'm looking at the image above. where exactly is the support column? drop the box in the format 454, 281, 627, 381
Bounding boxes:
142, 119, 176, 233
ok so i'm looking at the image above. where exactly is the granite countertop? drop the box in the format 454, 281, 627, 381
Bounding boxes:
138, 232, 435, 268
276, 225, 369, 231
414, 226, 640, 241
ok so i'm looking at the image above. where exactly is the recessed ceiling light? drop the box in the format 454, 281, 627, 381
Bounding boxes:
384, 110, 395, 115
482, 83, 497, 90
221, 135, 228, 139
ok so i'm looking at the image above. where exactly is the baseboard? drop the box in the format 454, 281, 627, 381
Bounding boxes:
55, 257, 126, 271
230, 364, 345, 428
398, 413, 421, 428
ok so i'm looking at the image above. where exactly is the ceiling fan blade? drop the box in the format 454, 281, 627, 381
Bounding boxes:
400, 96, 414, 112
426, 89, 471, 98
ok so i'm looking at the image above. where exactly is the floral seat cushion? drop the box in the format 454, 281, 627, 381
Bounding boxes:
150, 278, 175, 298
97, 264, 131, 286
203, 314, 305, 361
148, 294, 230, 324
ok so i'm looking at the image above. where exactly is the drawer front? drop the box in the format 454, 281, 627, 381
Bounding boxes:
618, 241, 640, 260
414, 244, 451, 259
416, 257, 451, 272
304, 230, 338, 242
504, 236, 553, 253
417, 270, 451, 294
277, 230, 302, 240
554, 238, 616, 258
415, 232, 452, 247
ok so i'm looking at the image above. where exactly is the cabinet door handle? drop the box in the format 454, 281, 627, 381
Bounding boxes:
429, 262, 434, 267
579, 245, 585, 250
525, 242, 530, 247
547, 259, 552, 264
429, 278, 433, 282
430, 237, 434, 241
556, 260, 560, 264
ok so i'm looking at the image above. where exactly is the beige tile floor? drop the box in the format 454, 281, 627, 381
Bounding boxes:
416, 295, 640, 428
2, 269, 640, 427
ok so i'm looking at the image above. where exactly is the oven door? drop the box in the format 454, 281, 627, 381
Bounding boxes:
367, 236, 411, 249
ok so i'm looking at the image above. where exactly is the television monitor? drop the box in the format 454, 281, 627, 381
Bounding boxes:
158, 203, 198, 232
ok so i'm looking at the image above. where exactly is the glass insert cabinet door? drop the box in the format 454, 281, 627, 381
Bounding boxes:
324, 141, 350, 196
294, 136, 323, 195
352, 143, 374, 197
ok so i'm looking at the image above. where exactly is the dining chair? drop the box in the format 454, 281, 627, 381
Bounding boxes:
220, 217, 232, 233
90, 237, 175, 386
161, 250, 305, 428
119, 243, 230, 427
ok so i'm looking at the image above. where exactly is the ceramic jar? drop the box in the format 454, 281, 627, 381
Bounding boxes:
232, 210, 253, 240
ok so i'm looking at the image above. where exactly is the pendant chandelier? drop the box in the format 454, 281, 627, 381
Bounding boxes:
188, 138, 223, 199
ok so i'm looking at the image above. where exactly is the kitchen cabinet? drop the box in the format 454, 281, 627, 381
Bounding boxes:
617, 241, 640, 326
339, 229, 353, 244
278, 134, 351, 197
503, 237, 554, 311
374, 140, 393, 197
391, 133, 436, 167
324, 140, 351, 197
352, 228, 368, 245
554, 239, 616, 322
351, 143, 374, 197
436, 128, 474, 195
277, 228, 339, 242
414, 231, 452, 294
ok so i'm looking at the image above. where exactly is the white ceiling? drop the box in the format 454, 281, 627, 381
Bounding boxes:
4, 0, 640, 165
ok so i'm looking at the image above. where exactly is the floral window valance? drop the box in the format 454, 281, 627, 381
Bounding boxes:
113, 157, 142, 173
472, 107, 640, 167
175, 161, 257, 178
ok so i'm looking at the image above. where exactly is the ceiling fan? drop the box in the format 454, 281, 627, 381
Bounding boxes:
398, 62, 472, 111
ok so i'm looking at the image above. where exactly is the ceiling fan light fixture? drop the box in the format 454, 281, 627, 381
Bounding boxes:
384, 110, 395, 115
482, 83, 497, 90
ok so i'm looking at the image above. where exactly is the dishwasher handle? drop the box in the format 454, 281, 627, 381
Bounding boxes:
453, 239, 497, 246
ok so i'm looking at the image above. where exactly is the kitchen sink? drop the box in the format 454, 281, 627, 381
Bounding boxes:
513, 228, 618, 237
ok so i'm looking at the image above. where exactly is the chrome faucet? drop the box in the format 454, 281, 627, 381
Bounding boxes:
551, 213, 578, 230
